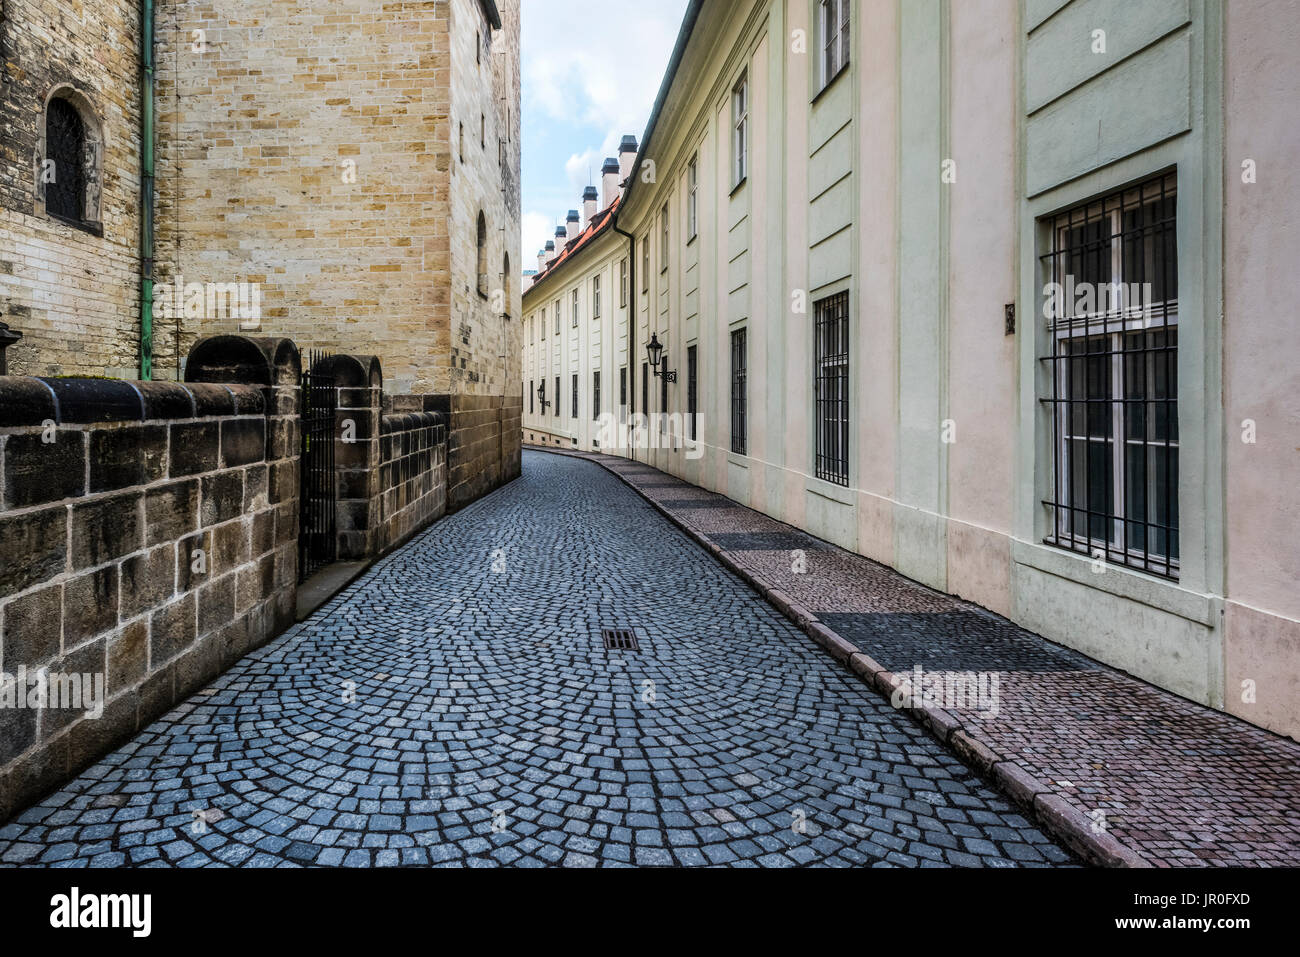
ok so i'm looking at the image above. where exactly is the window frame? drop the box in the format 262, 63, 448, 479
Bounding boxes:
730, 328, 747, 455
593, 370, 601, 421
818, 0, 851, 93
687, 155, 699, 242
814, 291, 851, 486
592, 274, 601, 319
660, 202, 669, 273
620, 258, 628, 307
731, 72, 749, 191
687, 344, 698, 440
1041, 172, 1180, 580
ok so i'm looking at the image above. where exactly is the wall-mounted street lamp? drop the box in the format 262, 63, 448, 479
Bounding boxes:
537, 380, 551, 412
646, 333, 677, 382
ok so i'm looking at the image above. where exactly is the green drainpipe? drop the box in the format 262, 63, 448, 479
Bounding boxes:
138, 0, 155, 380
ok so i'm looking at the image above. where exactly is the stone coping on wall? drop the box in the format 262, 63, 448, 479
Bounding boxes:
0, 376, 265, 428
380, 411, 444, 437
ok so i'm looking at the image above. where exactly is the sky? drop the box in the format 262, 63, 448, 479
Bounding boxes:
520, 0, 690, 271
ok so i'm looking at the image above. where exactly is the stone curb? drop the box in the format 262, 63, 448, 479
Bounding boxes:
526, 444, 1151, 869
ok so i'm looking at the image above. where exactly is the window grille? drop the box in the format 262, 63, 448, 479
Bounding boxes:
45, 98, 86, 222
1040, 172, 1179, 579
814, 292, 850, 485
730, 328, 747, 455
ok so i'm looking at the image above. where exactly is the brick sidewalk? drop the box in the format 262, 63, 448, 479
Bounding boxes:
533, 446, 1300, 867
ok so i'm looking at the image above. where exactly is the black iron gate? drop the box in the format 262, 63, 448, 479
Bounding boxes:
299, 350, 337, 582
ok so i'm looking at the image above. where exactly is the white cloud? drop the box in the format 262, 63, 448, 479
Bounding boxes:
522, 211, 556, 266
520, 0, 688, 256
522, 0, 686, 133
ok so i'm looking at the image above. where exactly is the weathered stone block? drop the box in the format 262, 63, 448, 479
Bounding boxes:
0, 506, 67, 595
120, 543, 176, 620
1, 583, 62, 670
220, 418, 266, 468
89, 425, 168, 492
197, 575, 236, 636
145, 479, 199, 545
107, 619, 149, 693
40, 638, 106, 738
62, 566, 119, 648
3, 430, 85, 508
200, 470, 244, 527
70, 492, 142, 568
149, 593, 197, 665
177, 530, 212, 593
169, 421, 220, 476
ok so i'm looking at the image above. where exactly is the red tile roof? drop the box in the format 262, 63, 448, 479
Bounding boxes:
528, 195, 622, 294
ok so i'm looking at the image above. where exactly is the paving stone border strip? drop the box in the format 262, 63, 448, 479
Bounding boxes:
525, 445, 1147, 868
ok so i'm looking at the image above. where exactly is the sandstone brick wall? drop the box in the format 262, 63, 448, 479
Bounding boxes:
149, 0, 522, 403
378, 412, 447, 552
0, 0, 144, 379
0, 370, 299, 822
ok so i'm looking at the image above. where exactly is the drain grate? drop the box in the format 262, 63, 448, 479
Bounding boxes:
601, 628, 640, 652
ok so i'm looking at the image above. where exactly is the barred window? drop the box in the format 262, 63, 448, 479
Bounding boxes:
43, 92, 102, 231
642, 362, 649, 418
1041, 172, 1179, 579
819, 0, 851, 90
660, 365, 668, 433
815, 292, 850, 485
620, 366, 628, 417
572, 373, 578, 418
687, 345, 698, 440
593, 371, 601, 421
555, 375, 561, 418
730, 328, 747, 455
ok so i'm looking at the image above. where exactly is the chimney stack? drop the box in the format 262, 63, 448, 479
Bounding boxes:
601, 157, 621, 209
583, 186, 599, 224
565, 209, 581, 243
537, 249, 547, 272
618, 135, 639, 195
544, 239, 556, 265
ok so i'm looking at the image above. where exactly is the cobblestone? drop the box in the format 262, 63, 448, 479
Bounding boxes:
565, 447, 1300, 867
0, 451, 1066, 867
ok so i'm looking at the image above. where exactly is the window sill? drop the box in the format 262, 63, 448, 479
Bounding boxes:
1011, 538, 1216, 626
805, 474, 854, 506
729, 177, 747, 198
687, 234, 698, 246
46, 212, 103, 237
811, 63, 849, 106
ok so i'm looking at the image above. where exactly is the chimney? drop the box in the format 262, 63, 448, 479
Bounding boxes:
618, 135, 639, 195
601, 157, 620, 209
582, 186, 599, 224
566, 209, 581, 242
537, 249, 547, 272
544, 239, 556, 265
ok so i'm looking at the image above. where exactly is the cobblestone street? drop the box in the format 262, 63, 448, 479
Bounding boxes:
0, 451, 1069, 868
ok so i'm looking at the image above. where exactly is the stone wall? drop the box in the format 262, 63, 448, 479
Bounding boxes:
0, 0, 144, 379
0, 349, 300, 822
378, 413, 447, 553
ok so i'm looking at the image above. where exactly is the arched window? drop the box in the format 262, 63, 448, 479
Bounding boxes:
476, 211, 488, 298
502, 252, 511, 317
41, 90, 102, 230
